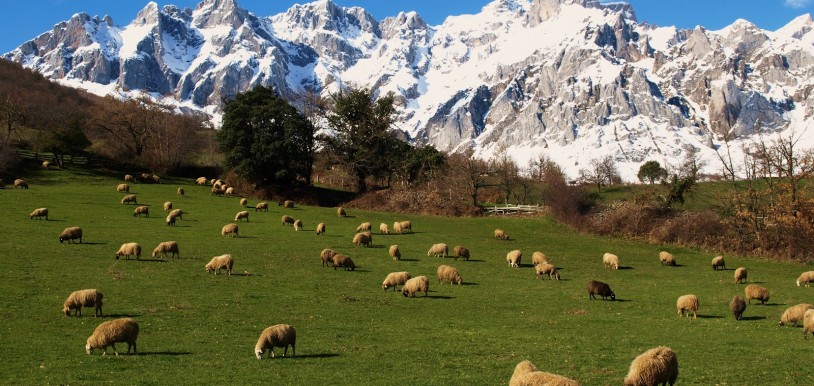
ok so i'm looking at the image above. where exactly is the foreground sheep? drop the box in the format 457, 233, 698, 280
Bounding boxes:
427, 243, 448, 258
63, 289, 103, 317
494, 228, 510, 240
316, 222, 325, 235
85, 318, 139, 356
255, 324, 296, 359
255, 202, 268, 212
623, 347, 678, 386
676, 295, 699, 319
281, 215, 295, 226
779, 304, 814, 326
745, 284, 770, 305
734, 267, 748, 284
506, 250, 522, 268
402, 276, 429, 297
221, 223, 239, 238
382, 272, 411, 291
379, 223, 389, 234
151, 241, 179, 259
535, 263, 560, 280
797, 271, 814, 287
531, 252, 548, 266
389, 244, 401, 261
294, 219, 303, 231
603, 253, 619, 270
133, 206, 149, 218
509, 360, 581, 386
120, 194, 137, 205
115, 242, 142, 260
353, 232, 372, 247
331, 254, 356, 271
452, 245, 470, 261
320, 249, 338, 267
356, 222, 372, 232
234, 210, 250, 222
116, 183, 129, 193
711, 255, 726, 270
659, 251, 676, 266
29, 207, 48, 220
588, 280, 615, 300
437, 265, 462, 285
14, 179, 28, 189
804, 310, 814, 339
337, 207, 346, 217
205, 254, 234, 275
731, 296, 746, 320
163, 201, 172, 212
59, 226, 83, 243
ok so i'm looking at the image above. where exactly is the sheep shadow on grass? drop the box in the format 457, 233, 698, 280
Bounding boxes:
105, 313, 141, 318
696, 314, 724, 319
288, 353, 340, 360
136, 351, 192, 356
425, 295, 455, 300
617, 266, 634, 270
397, 258, 420, 262
132, 258, 169, 263
739, 316, 767, 321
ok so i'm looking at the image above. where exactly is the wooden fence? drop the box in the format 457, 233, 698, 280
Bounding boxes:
485, 204, 546, 215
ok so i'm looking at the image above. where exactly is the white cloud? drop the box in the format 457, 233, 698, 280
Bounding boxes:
785, 0, 813, 8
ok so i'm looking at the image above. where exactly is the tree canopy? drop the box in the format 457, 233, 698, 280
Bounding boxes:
637, 160, 668, 184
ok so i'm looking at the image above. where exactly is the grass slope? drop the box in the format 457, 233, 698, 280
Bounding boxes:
1, 169, 813, 385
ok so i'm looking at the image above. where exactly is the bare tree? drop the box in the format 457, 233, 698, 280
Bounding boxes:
448, 149, 496, 210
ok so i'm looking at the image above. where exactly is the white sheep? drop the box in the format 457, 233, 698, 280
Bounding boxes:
283, 200, 294, 208
781, 303, 814, 326
506, 250, 522, 268
389, 244, 401, 261
177, 187, 185, 196
29, 207, 48, 220
427, 243, 448, 258
115, 242, 142, 260
382, 271, 411, 291
711, 255, 726, 270
437, 265, 462, 285
804, 309, 814, 339
281, 215, 295, 226
124, 174, 135, 183
509, 360, 580, 386
353, 232, 372, 247
676, 294, 699, 319
623, 347, 679, 386
133, 206, 149, 218
225, 187, 235, 196
195, 176, 208, 185
42, 160, 50, 169
255, 324, 296, 359
453, 246, 470, 261
356, 222, 372, 232
320, 249, 338, 267
235, 210, 250, 222
531, 251, 548, 266
294, 219, 303, 231
402, 276, 429, 297
797, 271, 814, 287
337, 207, 346, 217
603, 253, 619, 270
221, 223, 239, 238
14, 179, 29, 189
734, 267, 748, 284
165, 214, 176, 226
205, 254, 234, 275
116, 183, 129, 193
168, 208, 183, 220
659, 251, 676, 266
379, 223, 389, 234
63, 289, 103, 317
163, 201, 172, 212
120, 194, 137, 205
240, 198, 248, 207
393, 220, 412, 234
85, 318, 139, 356
535, 263, 560, 280
255, 202, 268, 212
745, 284, 770, 305
494, 228, 510, 240
59, 226, 83, 243
316, 222, 326, 235
331, 254, 356, 271
151, 241, 179, 259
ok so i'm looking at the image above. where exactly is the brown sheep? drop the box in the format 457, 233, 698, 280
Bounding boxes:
453, 245, 470, 261
745, 284, 769, 305
588, 280, 615, 300
320, 249, 338, 267
494, 228, 510, 240
353, 232, 372, 247
509, 360, 580, 386
437, 265, 462, 285
730, 296, 746, 320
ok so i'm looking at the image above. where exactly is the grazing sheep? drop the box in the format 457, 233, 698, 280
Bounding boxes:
389, 244, 401, 260
331, 254, 356, 271
163, 201, 172, 212
29, 207, 48, 220
711, 255, 726, 270
289, 219, 301, 231
151, 174, 161, 184
255, 202, 268, 212
168, 209, 183, 220
356, 222, 372, 232
125, 174, 135, 183
14, 179, 28, 189
437, 265, 462, 285
494, 228, 510, 240
382, 272, 412, 291
205, 254, 234, 275
284, 200, 294, 208
177, 187, 184, 197
531, 251, 548, 266
427, 243, 448, 258
394, 220, 412, 234
509, 360, 581, 386
320, 249, 338, 267
235, 210, 250, 222
535, 263, 560, 280
402, 276, 429, 298
779, 304, 814, 326
151, 241, 179, 259
42, 160, 50, 169
730, 296, 746, 320
603, 253, 619, 270
797, 271, 814, 287
393, 221, 403, 234
804, 310, 814, 339
659, 251, 676, 266
211, 186, 225, 196
59, 226, 83, 243
623, 347, 678, 386
221, 223, 239, 238
240, 198, 248, 207
453, 246, 470, 261
676, 295, 699, 319
255, 324, 296, 359
745, 284, 770, 305
120, 194, 137, 205
588, 280, 616, 300
224, 187, 235, 196
63, 289, 103, 317
85, 318, 139, 356
316, 222, 326, 235
115, 242, 142, 260
379, 223, 389, 234
506, 250, 522, 268
734, 267, 748, 284
132, 206, 149, 218
353, 232, 373, 247
337, 207, 346, 217
165, 214, 176, 226
281, 215, 295, 226
116, 183, 129, 193
196, 176, 208, 185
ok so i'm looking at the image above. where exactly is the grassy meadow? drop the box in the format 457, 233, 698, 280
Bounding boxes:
1, 168, 813, 385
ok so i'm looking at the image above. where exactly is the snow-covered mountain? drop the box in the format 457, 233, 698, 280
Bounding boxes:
5, 0, 814, 180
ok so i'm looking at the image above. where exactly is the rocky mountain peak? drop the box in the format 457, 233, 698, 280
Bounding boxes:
193, 0, 248, 29
133, 2, 160, 26
380, 12, 429, 39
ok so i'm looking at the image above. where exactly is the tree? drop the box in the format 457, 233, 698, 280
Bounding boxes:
217, 86, 315, 186
637, 160, 668, 184
448, 149, 496, 210
580, 155, 620, 192
40, 115, 90, 169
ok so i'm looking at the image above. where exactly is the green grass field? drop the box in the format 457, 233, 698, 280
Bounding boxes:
1, 168, 813, 385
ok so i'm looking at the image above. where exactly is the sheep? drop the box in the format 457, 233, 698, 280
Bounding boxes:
284, 200, 294, 208
676, 294, 698, 319
437, 265, 462, 285
734, 267, 748, 284
320, 249, 338, 267
659, 251, 676, 266
165, 214, 176, 226
151, 174, 161, 184
331, 254, 356, 271
281, 215, 295, 226
623, 347, 678, 386
59, 226, 83, 243
402, 276, 429, 297
494, 228, 510, 240
509, 360, 581, 386
225, 187, 235, 196
427, 243, 448, 258
452, 245, 470, 261
120, 194, 137, 205
177, 187, 185, 197
235, 210, 250, 222
124, 174, 135, 183
255, 202, 268, 212
730, 296, 746, 320
205, 254, 234, 275
389, 244, 401, 260
337, 207, 346, 217
163, 201, 172, 212
356, 222, 372, 232
779, 303, 814, 326
255, 324, 296, 359
29, 207, 48, 220
804, 309, 814, 339
168, 209, 183, 220
294, 219, 303, 231
506, 250, 522, 268
85, 318, 139, 356
394, 220, 412, 234
393, 221, 403, 234
221, 223, 239, 238
745, 284, 770, 305
711, 255, 726, 270
63, 289, 103, 317
196, 176, 208, 185
535, 263, 560, 280
240, 198, 248, 207
382, 271, 411, 291
115, 242, 142, 260
42, 160, 50, 169
132, 206, 149, 218
116, 183, 129, 193
588, 280, 615, 300
797, 271, 814, 287
211, 186, 225, 196
353, 232, 373, 247
532, 251, 548, 266
316, 222, 325, 235
151, 241, 179, 259
603, 253, 619, 270
379, 223, 389, 234
14, 179, 28, 189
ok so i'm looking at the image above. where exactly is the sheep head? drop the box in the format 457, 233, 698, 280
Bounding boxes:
63, 306, 71, 316
85, 343, 94, 355
609, 291, 616, 301
255, 348, 264, 360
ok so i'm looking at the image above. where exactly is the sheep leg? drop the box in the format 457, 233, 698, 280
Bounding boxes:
111, 344, 119, 356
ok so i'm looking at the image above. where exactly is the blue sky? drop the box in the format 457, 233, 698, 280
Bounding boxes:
1, 0, 812, 54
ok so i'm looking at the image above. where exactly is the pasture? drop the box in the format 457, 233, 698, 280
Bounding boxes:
1, 169, 813, 385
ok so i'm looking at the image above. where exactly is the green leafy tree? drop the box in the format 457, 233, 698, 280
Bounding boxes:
638, 160, 668, 184
217, 86, 315, 186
